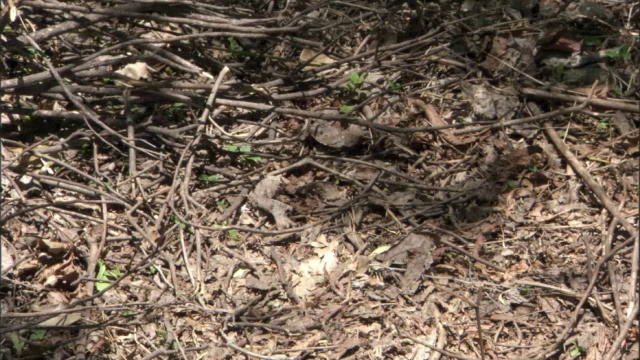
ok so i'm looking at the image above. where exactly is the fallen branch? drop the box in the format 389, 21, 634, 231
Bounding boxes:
522, 87, 639, 113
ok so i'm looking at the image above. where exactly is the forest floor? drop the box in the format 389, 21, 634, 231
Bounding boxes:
1, 1, 639, 359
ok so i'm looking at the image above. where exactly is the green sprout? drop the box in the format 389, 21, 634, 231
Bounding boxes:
29, 329, 47, 341
387, 80, 401, 91
8, 333, 24, 356
228, 37, 241, 53
604, 46, 631, 61
216, 201, 229, 209
349, 72, 365, 86
569, 340, 585, 358
223, 144, 263, 163
171, 215, 189, 230
340, 105, 354, 114
344, 72, 366, 92
212, 222, 241, 239
95, 259, 123, 292
199, 174, 221, 183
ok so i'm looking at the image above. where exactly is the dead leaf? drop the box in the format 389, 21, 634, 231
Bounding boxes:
38, 306, 83, 327
249, 175, 295, 229
37, 256, 80, 288
292, 238, 339, 299
41, 239, 72, 256
246, 274, 275, 291
299, 49, 335, 70
1, 237, 15, 273
295, 181, 344, 203
116, 62, 152, 80
383, 233, 434, 293
462, 83, 519, 120
311, 121, 365, 148
411, 99, 476, 145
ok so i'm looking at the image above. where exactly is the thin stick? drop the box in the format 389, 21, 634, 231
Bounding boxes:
543, 122, 635, 233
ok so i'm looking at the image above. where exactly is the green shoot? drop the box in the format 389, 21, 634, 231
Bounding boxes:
199, 174, 221, 183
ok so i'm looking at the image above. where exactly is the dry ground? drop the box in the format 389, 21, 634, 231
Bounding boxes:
1, 1, 639, 359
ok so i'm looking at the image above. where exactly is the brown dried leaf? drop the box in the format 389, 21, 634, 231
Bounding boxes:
249, 175, 295, 229
299, 49, 335, 71
116, 62, 152, 80
463, 83, 519, 120
41, 239, 72, 256
295, 181, 345, 203
384, 233, 434, 293
311, 121, 364, 148
1, 236, 15, 274
412, 99, 476, 145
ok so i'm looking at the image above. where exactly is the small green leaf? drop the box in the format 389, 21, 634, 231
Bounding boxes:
223, 144, 239, 152
343, 82, 356, 92
569, 341, 584, 358
507, 179, 519, 189
227, 229, 239, 239
216, 201, 228, 208
228, 37, 241, 52
167, 103, 185, 114
96, 260, 121, 292
605, 46, 631, 61
239, 145, 251, 153
349, 72, 365, 85
148, 265, 158, 275
105, 265, 122, 279
30, 329, 47, 341
518, 286, 529, 295
614, 87, 622, 97
96, 260, 108, 292
583, 37, 602, 46
527, 164, 539, 173
9, 332, 24, 355
78, 143, 91, 157
243, 155, 263, 163
387, 81, 401, 90
96, 280, 109, 292
340, 105, 354, 114
199, 174, 221, 182
172, 215, 187, 229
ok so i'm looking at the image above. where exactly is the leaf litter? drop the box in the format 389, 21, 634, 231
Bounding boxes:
0, 1, 638, 359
